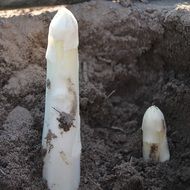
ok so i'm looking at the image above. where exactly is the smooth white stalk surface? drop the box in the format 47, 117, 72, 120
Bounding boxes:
42, 7, 81, 190
142, 106, 170, 162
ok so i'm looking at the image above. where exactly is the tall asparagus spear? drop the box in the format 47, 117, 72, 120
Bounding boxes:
42, 7, 81, 190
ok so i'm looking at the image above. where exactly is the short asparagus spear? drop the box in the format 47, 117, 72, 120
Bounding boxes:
142, 106, 170, 162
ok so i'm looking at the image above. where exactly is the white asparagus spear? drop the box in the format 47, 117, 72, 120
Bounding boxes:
142, 106, 170, 162
42, 7, 81, 190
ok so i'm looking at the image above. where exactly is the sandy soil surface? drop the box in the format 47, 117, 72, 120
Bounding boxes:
0, 0, 89, 10
0, 0, 190, 190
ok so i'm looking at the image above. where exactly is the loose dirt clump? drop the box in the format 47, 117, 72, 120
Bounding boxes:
53, 107, 75, 132
0, 1, 190, 190
45, 129, 57, 152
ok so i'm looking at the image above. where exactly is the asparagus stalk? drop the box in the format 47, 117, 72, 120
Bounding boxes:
42, 7, 81, 190
142, 106, 170, 162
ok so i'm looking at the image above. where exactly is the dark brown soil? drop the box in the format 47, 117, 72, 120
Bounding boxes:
0, 1, 190, 190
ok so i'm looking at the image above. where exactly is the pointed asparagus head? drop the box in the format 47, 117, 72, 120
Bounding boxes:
46, 7, 79, 64
142, 105, 170, 162
49, 7, 78, 49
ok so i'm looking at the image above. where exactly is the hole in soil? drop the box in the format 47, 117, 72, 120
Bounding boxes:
80, 49, 190, 190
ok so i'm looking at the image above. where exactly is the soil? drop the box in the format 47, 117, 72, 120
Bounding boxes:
55, 109, 75, 132
0, 0, 89, 10
0, 1, 190, 190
